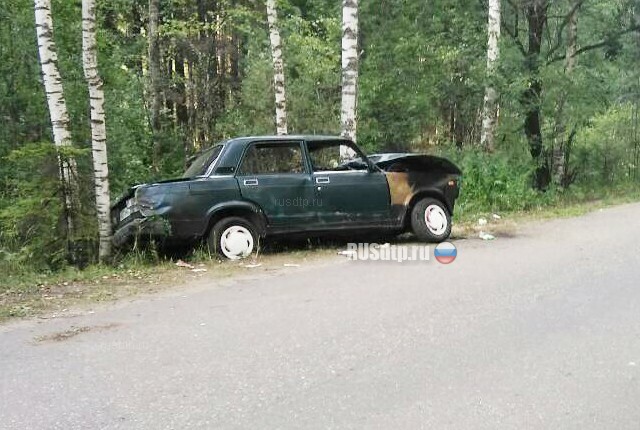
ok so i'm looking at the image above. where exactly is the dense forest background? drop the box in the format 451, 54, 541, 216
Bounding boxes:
1, 0, 640, 272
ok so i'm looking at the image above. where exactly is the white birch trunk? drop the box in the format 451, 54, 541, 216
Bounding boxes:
266, 0, 288, 135
341, 0, 359, 145
82, 0, 112, 261
34, 0, 77, 237
148, 0, 163, 169
480, 0, 501, 151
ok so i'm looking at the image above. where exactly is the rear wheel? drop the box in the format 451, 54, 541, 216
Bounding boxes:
410, 197, 451, 242
208, 216, 258, 260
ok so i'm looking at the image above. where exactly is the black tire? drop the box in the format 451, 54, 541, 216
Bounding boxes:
410, 197, 452, 242
207, 216, 259, 260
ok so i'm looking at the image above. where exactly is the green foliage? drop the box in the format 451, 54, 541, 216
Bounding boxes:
216, 10, 342, 137
440, 147, 553, 217
215, 37, 278, 137
283, 15, 341, 134
0, 143, 66, 273
359, 0, 485, 150
573, 104, 640, 185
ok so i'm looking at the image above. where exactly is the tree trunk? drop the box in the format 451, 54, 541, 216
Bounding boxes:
148, 0, 162, 170
175, 48, 189, 127
524, 0, 550, 190
266, 0, 288, 135
230, 0, 242, 99
130, 3, 144, 74
82, 0, 112, 262
165, 56, 175, 118
216, 3, 227, 121
552, 1, 579, 187
341, 0, 359, 143
174, 47, 190, 165
195, 0, 220, 146
230, 28, 242, 98
34, 0, 78, 243
480, 0, 501, 152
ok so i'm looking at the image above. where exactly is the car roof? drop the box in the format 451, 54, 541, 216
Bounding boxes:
227, 135, 350, 145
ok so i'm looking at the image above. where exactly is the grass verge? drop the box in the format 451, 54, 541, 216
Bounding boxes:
454, 185, 640, 238
2, 187, 639, 323
0, 247, 335, 323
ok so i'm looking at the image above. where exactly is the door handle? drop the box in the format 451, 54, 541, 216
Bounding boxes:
243, 179, 259, 186
316, 177, 330, 184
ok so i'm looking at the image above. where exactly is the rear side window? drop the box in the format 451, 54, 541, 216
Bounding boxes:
183, 144, 224, 178
238, 143, 305, 175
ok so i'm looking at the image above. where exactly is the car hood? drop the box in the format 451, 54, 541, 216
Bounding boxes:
111, 177, 193, 210
370, 153, 462, 175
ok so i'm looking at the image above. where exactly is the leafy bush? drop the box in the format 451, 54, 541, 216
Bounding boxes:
0, 142, 108, 275
0, 143, 67, 274
572, 104, 640, 187
440, 148, 553, 217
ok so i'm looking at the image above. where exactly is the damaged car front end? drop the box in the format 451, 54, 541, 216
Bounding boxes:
111, 144, 226, 247
110, 183, 173, 247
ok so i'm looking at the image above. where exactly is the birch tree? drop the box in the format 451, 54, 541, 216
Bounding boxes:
148, 0, 163, 166
82, 0, 112, 261
341, 0, 359, 143
480, 0, 501, 151
266, 0, 288, 135
34, 0, 78, 238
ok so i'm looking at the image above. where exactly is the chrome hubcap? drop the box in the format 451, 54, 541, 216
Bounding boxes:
424, 205, 447, 236
220, 226, 254, 260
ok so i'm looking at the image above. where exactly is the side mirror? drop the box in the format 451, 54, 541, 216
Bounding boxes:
366, 161, 379, 173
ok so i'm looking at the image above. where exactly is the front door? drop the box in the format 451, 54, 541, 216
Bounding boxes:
236, 141, 317, 228
306, 140, 390, 226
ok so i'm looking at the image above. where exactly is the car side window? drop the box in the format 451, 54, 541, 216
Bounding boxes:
238, 143, 305, 175
307, 141, 366, 172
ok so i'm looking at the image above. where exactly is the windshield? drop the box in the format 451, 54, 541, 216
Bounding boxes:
183, 145, 223, 178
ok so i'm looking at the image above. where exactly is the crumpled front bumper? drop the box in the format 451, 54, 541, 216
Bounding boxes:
112, 217, 169, 247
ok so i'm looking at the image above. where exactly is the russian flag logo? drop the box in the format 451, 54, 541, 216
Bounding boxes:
434, 242, 457, 265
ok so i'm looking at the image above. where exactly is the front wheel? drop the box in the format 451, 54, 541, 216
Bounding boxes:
207, 216, 258, 260
410, 197, 452, 242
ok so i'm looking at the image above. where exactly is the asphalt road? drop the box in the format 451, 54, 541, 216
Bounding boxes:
2, 203, 640, 429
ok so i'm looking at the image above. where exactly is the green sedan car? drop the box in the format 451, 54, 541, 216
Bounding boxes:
111, 135, 461, 259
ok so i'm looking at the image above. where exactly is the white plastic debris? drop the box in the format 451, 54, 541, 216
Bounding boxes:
283, 264, 301, 267
479, 231, 496, 241
176, 260, 195, 269
191, 268, 208, 273
492, 213, 502, 220
478, 218, 488, 226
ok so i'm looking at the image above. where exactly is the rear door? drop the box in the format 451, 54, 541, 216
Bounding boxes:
236, 141, 317, 228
